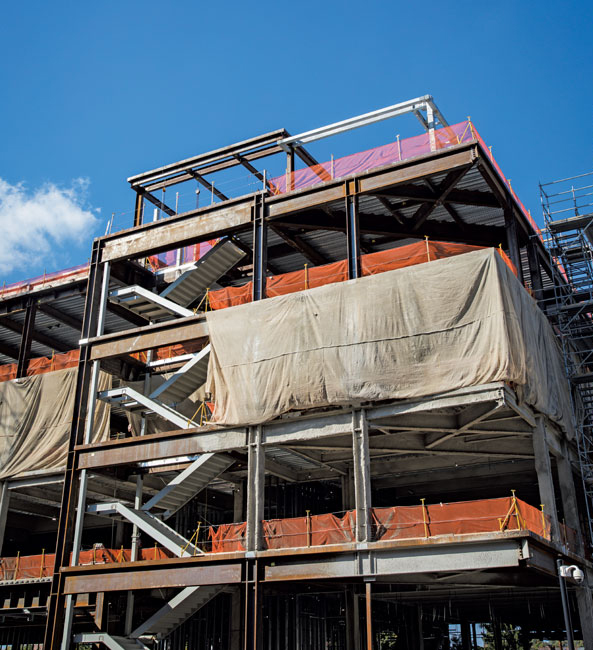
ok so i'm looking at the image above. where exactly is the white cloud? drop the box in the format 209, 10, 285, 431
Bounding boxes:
0, 177, 98, 274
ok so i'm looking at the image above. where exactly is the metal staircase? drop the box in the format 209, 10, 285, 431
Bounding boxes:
99, 344, 211, 429
149, 344, 211, 405
88, 501, 202, 557
108, 238, 245, 321
541, 171, 593, 544
131, 584, 224, 640
88, 453, 233, 553
142, 452, 234, 518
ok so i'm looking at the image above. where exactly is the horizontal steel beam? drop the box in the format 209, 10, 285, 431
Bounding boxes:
75, 384, 516, 470
264, 539, 522, 581
63, 563, 241, 594
86, 315, 207, 360
278, 96, 446, 148
100, 200, 252, 263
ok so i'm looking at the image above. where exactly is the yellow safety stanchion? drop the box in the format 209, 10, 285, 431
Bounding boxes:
421, 499, 430, 538
540, 504, 549, 539
424, 236, 431, 262
40, 549, 45, 578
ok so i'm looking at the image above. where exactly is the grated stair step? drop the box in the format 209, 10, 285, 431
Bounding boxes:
143, 453, 234, 517
131, 584, 224, 639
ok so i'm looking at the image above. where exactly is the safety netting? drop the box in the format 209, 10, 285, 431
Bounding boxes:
0, 340, 209, 384
147, 239, 219, 271
0, 497, 574, 580
198, 496, 564, 555
208, 241, 517, 310
266, 118, 541, 241
0, 546, 172, 581
268, 122, 476, 195
0, 264, 89, 300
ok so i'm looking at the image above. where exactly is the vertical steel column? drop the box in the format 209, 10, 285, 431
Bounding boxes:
504, 203, 525, 284
532, 417, 560, 541
286, 147, 295, 193
16, 299, 37, 378
352, 410, 372, 542
252, 195, 268, 301
0, 482, 10, 556
133, 190, 144, 227
365, 582, 373, 650
243, 560, 262, 650
526, 239, 544, 306
124, 474, 144, 634
246, 425, 265, 551
426, 104, 436, 152
44, 241, 105, 649
345, 182, 361, 280
44, 250, 110, 650
555, 440, 584, 552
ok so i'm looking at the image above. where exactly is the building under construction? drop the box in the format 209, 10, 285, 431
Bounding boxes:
0, 96, 592, 649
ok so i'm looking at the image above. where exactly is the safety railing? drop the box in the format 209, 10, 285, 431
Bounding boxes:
0, 496, 576, 581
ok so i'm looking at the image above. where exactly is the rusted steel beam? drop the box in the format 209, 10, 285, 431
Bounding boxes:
76, 427, 248, 469
100, 199, 252, 263
144, 144, 285, 193
63, 563, 241, 594
87, 316, 207, 360
130, 130, 288, 189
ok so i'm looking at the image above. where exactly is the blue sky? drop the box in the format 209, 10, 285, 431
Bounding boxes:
0, 1, 591, 283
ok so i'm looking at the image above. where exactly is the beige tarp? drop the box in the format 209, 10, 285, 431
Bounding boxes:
206, 248, 572, 433
0, 368, 111, 480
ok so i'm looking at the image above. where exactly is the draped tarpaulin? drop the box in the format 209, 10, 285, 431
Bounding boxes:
206, 248, 572, 433
0, 367, 111, 480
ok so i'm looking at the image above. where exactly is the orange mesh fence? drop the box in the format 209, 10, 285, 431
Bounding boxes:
262, 512, 356, 550
0, 547, 172, 580
0, 264, 89, 300
0, 349, 81, 384
372, 497, 551, 542
209, 522, 247, 553
209, 241, 517, 311
147, 239, 219, 272
0, 339, 211, 384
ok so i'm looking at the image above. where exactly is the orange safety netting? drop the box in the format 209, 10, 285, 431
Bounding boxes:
209, 522, 247, 553
0, 340, 210, 384
263, 512, 356, 550
0, 264, 89, 301
147, 239, 220, 272
205, 497, 557, 554
372, 496, 550, 542
209, 241, 517, 310
0, 547, 172, 581
0, 349, 80, 383
269, 122, 475, 195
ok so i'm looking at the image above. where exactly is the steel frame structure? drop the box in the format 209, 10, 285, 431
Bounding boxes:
0, 101, 586, 649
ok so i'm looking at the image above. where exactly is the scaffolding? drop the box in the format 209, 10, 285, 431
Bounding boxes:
541, 170, 593, 544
